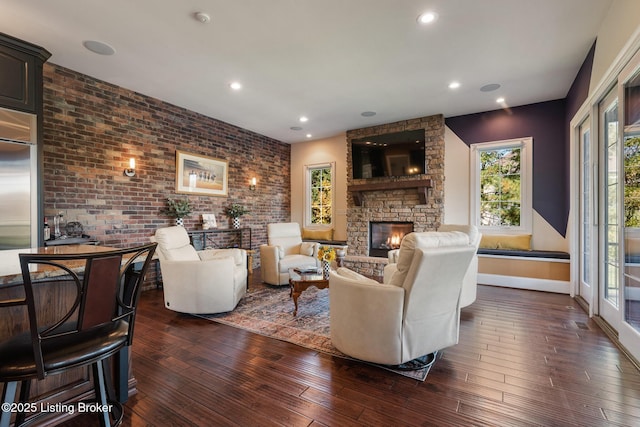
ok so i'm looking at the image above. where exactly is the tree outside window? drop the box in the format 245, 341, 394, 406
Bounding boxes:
471, 137, 532, 233
309, 166, 332, 225
480, 147, 522, 226
625, 136, 640, 227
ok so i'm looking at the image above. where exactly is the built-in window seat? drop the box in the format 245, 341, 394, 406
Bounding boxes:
476, 234, 570, 294
478, 249, 570, 293
303, 238, 347, 247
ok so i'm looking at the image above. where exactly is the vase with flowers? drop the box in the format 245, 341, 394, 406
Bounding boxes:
317, 246, 336, 279
223, 203, 249, 229
161, 197, 192, 226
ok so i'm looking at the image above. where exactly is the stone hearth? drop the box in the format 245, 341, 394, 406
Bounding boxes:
343, 114, 445, 276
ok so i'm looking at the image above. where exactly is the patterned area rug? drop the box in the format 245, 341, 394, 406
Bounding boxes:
196, 285, 432, 381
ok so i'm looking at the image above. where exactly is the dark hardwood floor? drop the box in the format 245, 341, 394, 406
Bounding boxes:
61, 270, 640, 426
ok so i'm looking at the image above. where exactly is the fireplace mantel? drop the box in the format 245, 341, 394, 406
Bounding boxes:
348, 179, 433, 206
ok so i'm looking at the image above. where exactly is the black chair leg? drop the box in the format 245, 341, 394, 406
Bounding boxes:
14, 380, 30, 425
92, 361, 111, 427
1, 382, 18, 427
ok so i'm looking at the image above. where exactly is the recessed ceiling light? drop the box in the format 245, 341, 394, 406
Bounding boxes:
82, 40, 116, 56
480, 83, 501, 92
299, 116, 309, 123
361, 111, 376, 117
496, 97, 505, 103
448, 81, 461, 89
229, 82, 242, 90
306, 134, 312, 138
417, 11, 438, 25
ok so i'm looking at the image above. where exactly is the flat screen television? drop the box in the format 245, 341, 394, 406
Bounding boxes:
351, 129, 426, 179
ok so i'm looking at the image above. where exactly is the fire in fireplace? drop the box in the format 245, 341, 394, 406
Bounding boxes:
369, 221, 414, 257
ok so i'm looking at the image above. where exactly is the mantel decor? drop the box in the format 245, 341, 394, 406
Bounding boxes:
175, 150, 228, 196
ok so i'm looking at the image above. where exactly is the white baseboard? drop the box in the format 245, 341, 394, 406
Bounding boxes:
478, 273, 570, 294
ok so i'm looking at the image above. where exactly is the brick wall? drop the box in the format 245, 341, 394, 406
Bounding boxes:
42, 63, 290, 268
345, 114, 445, 257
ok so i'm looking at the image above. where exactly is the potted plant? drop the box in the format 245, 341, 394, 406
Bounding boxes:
223, 203, 249, 229
161, 197, 193, 226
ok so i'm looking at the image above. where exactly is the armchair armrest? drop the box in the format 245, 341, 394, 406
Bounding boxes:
260, 244, 282, 285
383, 263, 398, 284
198, 248, 246, 266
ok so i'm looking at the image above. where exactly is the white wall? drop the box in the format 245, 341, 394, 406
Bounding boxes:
590, 0, 640, 92
290, 133, 348, 241
443, 126, 469, 224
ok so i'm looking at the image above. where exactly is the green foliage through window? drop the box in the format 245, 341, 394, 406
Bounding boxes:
625, 136, 640, 227
479, 147, 521, 226
310, 167, 332, 224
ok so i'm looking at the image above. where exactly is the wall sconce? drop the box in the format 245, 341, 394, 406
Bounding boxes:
250, 177, 257, 191
124, 158, 136, 177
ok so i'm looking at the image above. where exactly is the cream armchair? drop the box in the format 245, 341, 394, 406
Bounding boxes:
330, 233, 476, 366
153, 226, 247, 314
385, 224, 481, 307
260, 222, 320, 285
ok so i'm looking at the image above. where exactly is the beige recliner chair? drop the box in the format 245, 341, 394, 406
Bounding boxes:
260, 222, 320, 285
153, 226, 247, 314
330, 231, 475, 366
385, 224, 481, 307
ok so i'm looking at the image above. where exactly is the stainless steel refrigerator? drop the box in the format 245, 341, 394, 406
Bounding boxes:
0, 107, 38, 250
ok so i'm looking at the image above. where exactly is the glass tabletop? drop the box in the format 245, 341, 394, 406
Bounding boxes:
288, 267, 324, 282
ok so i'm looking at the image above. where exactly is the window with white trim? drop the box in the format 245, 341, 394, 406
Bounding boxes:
305, 162, 334, 227
470, 137, 533, 233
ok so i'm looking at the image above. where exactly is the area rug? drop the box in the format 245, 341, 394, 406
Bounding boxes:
195, 285, 433, 381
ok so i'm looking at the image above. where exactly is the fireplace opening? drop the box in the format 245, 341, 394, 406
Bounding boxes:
369, 221, 414, 257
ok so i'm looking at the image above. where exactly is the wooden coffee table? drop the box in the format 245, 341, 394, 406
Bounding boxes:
288, 268, 329, 316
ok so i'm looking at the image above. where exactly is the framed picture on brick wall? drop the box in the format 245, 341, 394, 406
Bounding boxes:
175, 150, 228, 196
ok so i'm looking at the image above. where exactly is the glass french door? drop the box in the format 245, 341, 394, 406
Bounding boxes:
622, 65, 640, 337
579, 118, 594, 306
573, 34, 640, 362
599, 88, 621, 330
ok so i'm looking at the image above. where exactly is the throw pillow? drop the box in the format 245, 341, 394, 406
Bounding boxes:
480, 234, 531, 250
299, 242, 315, 256
302, 227, 334, 241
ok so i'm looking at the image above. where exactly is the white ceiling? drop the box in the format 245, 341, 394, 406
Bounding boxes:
0, 0, 612, 143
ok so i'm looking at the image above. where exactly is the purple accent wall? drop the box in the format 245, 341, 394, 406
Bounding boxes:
445, 40, 597, 239
566, 41, 596, 121
446, 99, 567, 236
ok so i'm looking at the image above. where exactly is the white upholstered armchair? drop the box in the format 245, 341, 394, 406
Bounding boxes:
153, 226, 247, 314
385, 224, 481, 307
330, 232, 476, 366
260, 222, 320, 286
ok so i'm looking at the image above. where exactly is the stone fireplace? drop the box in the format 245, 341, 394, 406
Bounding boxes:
343, 114, 445, 276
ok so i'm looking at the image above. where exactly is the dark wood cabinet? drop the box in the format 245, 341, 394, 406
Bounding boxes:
0, 32, 50, 113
